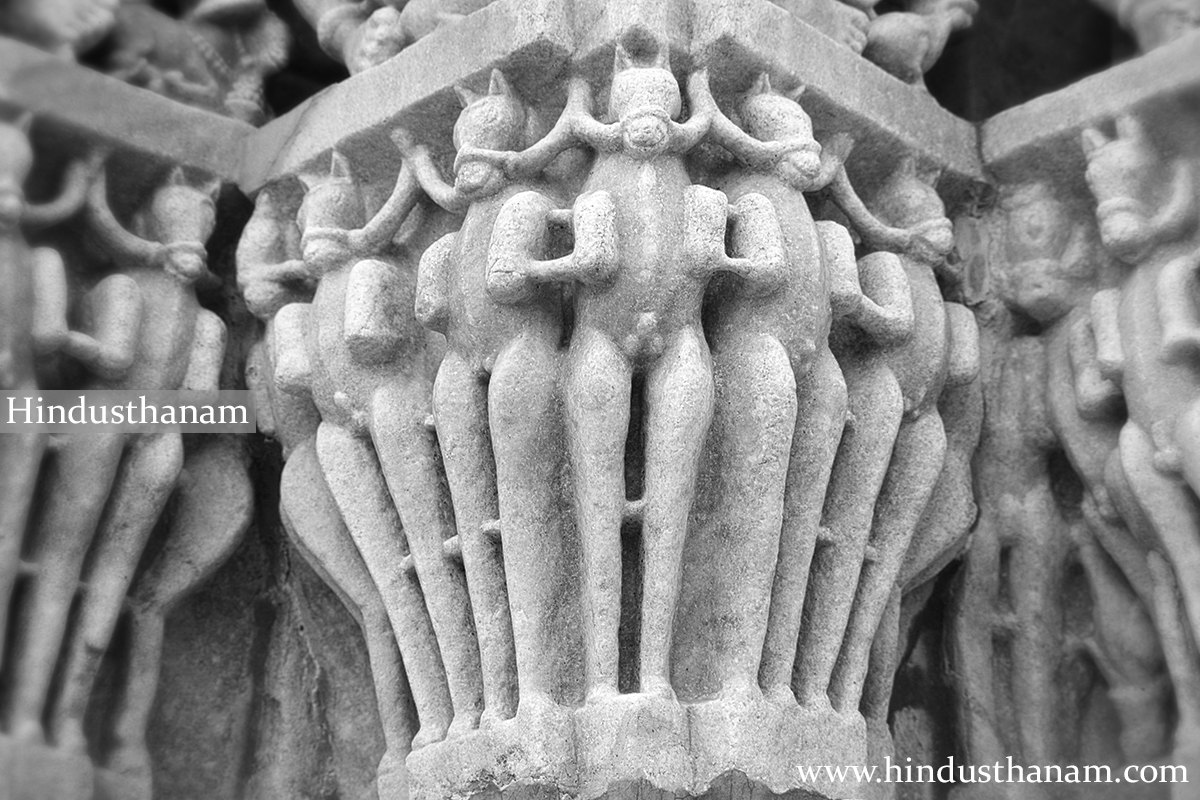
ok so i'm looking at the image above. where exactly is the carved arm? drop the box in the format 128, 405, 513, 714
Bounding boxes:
22, 151, 104, 228
461, 77, 615, 178
272, 302, 314, 396
1090, 288, 1125, 383
689, 70, 788, 170
238, 188, 314, 320
183, 310, 228, 392
415, 233, 455, 333
1156, 247, 1200, 364
828, 166, 912, 252
391, 127, 464, 210
721, 192, 789, 296
60, 274, 143, 381
86, 166, 167, 267
1067, 309, 1123, 419
347, 159, 424, 254
487, 190, 617, 303
1148, 161, 1197, 244
817, 219, 866, 319
29, 247, 71, 356
847, 251, 914, 346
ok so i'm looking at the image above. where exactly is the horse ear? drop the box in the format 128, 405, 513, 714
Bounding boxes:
917, 162, 943, 186
787, 84, 806, 103
1081, 127, 1110, 156
167, 166, 189, 186
896, 154, 919, 178
750, 72, 772, 96
454, 84, 483, 108
14, 111, 33, 135
1114, 114, 1146, 143
202, 177, 223, 203
614, 42, 635, 73
488, 69, 513, 97
653, 43, 670, 71
329, 151, 353, 180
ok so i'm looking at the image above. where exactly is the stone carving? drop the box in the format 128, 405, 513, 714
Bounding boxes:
862, 0, 978, 84
104, 0, 289, 123
5, 161, 224, 753
238, 180, 417, 793
0, 0, 116, 57
1090, 0, 1200, 52
273, 147, 470, 753
0, 113, 95, 700
12, 1, 1200, 799
302, 0, 494, 74
1079, 112, 1200, 779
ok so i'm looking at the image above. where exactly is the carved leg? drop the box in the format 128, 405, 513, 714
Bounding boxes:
370, 377, 483, 736
316, 421, 454, 748
760, 347, 847, 703
433, 350, 516, 724
1147, 553, 1200, 794
563, 329, 631, 702
106, 436, 252, 777
859, 586, 901, 725
0, 429, 45, 667
1075, 525, 1170, 762
707, 332, 796, 699
5, 431, 126, 743
52, 431, 185, 752
282, 438, 420, 757
1174, 396, 1200, 500
794, 358, 901, 709
831, 411, 946, 714
1008, 487, 1074, 771
1118, 420, 1200, 648
898, 373, 983, 591
639, 328, 715, 700
489, 332, 566, 713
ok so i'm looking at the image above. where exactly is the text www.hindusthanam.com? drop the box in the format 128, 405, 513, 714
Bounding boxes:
799, 757, 1187, 786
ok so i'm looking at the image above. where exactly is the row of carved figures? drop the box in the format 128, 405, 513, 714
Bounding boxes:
234, 45, 982, 794
951, 112, 1200, 799
0, 114, 253, 798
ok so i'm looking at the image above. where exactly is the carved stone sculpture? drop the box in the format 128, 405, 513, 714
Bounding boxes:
103, 0, 289, 123
7, 2, 1200, 800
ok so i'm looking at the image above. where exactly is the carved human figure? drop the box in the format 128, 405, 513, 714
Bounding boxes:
5, 163, 224, 753
692, 76, 861, 705
99, 434, 252, 798
986, 180, 1173, 762
1081, 113, 1200, 771
276, 150, 479, 743
104, 0, 289, 123
792, 252, 912, 715
470, 47, 787, 701
238, 182, 425, 781
829, 158, 980, 720
393, 68, 577, 722
0, 114, 95, 677
948, 340, 1091, 799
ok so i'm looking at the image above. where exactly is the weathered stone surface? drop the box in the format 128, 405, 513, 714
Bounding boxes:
1, 1, 1199, 799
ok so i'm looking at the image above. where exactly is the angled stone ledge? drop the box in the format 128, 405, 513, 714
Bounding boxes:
0, 37, 253, 182
981, 29, 1200, 182
690, 0, 984, 191
238, 0, 573, 192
